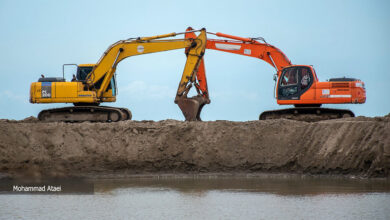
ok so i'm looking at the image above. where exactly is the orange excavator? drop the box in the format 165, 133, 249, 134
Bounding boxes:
185, 27, 366, 121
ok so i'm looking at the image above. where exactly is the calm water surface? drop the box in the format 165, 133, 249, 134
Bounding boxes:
1, 175, 390, 219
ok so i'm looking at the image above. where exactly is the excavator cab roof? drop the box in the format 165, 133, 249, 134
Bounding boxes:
78, 64, 95, 67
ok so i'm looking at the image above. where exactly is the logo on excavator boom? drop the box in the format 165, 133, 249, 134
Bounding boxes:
137, 45, 144, 53
215, 43, 241, 51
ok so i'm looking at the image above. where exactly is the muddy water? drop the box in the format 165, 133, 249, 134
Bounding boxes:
1, 176, 390, 219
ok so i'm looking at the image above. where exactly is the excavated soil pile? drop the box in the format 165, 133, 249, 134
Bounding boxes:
0, 116, 389, 178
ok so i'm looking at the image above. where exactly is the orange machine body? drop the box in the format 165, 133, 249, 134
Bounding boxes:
275, 65, 366, 106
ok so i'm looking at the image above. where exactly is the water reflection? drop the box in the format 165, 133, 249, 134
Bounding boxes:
1, 175, 390, 220
93, 175, 390, 196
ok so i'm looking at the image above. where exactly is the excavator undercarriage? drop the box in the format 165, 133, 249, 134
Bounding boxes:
38, 106, 132, 122
259, 107, 354, 122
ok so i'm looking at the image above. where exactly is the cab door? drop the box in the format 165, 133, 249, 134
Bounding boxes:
278, 66, 313, 100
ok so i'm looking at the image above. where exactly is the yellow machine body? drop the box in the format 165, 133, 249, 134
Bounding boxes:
30, 64, 116, 104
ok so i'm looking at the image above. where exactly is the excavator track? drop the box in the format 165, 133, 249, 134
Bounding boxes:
259, 107, 354, 122
38, 106, 132, 122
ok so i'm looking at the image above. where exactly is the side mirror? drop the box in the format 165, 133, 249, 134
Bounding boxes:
273, 74, 277, 81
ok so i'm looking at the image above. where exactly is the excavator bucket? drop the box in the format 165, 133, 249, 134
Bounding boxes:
176, 95, 208, 121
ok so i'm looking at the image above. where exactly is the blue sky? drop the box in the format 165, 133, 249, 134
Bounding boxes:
0, 0, 389, 121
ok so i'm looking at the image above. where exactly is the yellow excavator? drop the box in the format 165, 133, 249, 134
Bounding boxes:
30, 29, 208, 122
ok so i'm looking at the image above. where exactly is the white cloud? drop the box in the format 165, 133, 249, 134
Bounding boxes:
2, 90, 27, 103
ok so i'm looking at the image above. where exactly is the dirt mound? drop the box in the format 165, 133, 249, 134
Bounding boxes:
0, 116, 389, 178
20, 116, 39, 123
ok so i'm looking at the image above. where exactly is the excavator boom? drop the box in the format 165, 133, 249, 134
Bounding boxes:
186, 27, 291, 73
206, 37, 292, 73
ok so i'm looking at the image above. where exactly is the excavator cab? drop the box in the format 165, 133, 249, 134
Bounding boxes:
277, 66, 314, 100
76, 64, 117, 102
76, 65, 93, 81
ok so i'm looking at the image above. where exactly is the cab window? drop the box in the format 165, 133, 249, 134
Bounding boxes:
300, 68, 311, 90
77, 67, 93, 81
280, 68, 298, 86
